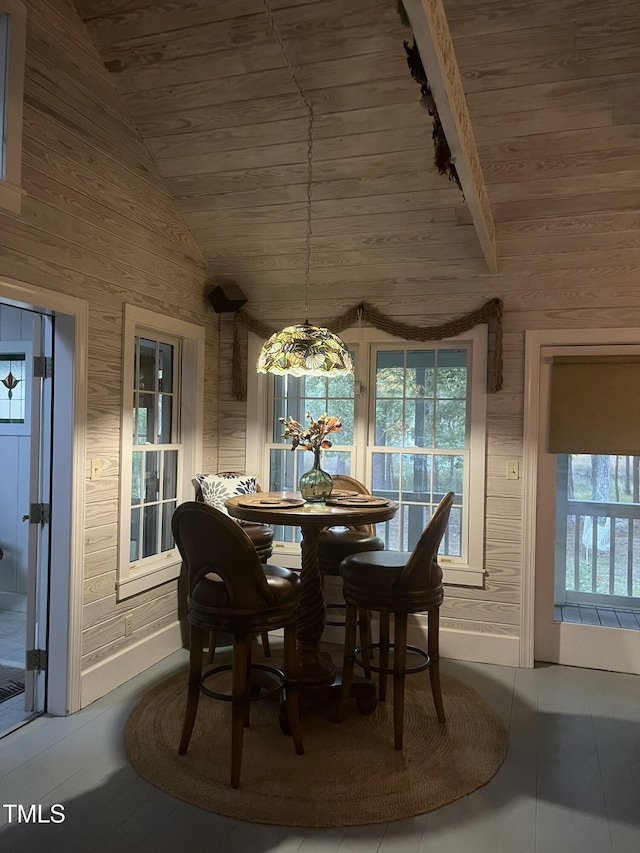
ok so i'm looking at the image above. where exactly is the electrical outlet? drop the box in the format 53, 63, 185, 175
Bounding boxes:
90, 459, 101, 481
506, 460, 519, 480
124, 614, 133, 637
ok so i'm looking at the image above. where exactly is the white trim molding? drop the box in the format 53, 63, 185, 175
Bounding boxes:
321, 614, 519, 668
80, 620, 184, 708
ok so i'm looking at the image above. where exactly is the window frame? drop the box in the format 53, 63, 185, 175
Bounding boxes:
247, 324, 487, 586
0, 0, 26, 214
117, 305, 204, 599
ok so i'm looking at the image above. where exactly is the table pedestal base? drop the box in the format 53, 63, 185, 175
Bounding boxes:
279, 650, 377, 732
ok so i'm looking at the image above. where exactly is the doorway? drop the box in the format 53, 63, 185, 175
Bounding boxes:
0, 306, 55, 734
0, 277, 87, 726
523, 330, 640, 675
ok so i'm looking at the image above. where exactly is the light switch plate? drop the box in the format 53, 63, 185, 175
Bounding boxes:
90, 459, 101, 480
506, 460, 519, 480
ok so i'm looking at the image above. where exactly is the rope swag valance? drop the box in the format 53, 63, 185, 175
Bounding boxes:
232, 297, 503, 401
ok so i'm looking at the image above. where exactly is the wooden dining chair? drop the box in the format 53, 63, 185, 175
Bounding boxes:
172, 501, 304, 788
336, 492, 455, 749
195, 472, 273, 661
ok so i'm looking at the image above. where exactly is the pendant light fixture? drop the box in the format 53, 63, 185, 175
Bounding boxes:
256, 2, 353, 378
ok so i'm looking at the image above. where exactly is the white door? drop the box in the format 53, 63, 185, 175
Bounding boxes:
534, 345, 640, 675
24, 313, 52, 712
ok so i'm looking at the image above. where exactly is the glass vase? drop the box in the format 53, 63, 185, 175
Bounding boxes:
299, 447, 333, 502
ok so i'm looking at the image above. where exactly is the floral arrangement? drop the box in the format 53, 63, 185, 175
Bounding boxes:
279, 412, 342, 453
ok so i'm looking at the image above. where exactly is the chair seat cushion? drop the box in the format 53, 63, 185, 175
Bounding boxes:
318, 529, 384, 575
340, 550, 444, 611
340, 550, 412, 593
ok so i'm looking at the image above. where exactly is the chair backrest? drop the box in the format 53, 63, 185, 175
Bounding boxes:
172, 502, 274, 609
331, 474, 376, 535
395, 492, 455, 592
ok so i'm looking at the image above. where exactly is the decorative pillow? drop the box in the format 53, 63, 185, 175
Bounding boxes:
195, 473, 258, 515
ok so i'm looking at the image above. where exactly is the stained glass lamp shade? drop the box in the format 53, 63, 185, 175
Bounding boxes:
255, 0, 353, 380
257, 322, 353, 377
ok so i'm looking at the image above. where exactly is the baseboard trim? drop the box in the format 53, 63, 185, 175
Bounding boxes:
322, 617, 520, 668
80, 621, 183, 708
0, 591, 27, 612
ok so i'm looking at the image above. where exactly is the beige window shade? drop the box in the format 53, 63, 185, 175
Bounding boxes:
549, 356, 640, 454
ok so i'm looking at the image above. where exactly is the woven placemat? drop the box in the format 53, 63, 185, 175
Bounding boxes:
325, 494, 390, 507
125, 659, 508, 827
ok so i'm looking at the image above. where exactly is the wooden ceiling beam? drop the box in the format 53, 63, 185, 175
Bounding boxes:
402, 0, 498, 274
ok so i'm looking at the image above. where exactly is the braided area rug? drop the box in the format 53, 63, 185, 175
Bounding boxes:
125, 660, 508, 828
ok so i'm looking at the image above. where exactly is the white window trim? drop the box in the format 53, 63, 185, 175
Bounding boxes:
117, 305, 204, 599
0, 0, 26, 214
246, 324, 487, 587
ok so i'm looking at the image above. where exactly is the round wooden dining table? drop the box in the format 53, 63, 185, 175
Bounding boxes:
226, 491, 398, 712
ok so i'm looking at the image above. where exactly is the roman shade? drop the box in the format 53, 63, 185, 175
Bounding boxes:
549, 356, 640, 454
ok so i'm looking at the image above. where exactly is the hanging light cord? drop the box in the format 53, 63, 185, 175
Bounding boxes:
262, 0, 313, 323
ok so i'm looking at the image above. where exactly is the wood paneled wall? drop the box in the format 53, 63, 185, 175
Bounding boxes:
69, 0, 640, 654
1, 0, 215, 675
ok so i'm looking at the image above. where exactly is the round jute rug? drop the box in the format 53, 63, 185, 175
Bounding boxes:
125, 660, 508, 827
125, 666, 508, 828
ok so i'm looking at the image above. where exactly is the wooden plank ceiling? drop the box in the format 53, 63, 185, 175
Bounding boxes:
73, 0, 640, 325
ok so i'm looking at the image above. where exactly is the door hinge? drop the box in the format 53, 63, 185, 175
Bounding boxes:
26, 649, 47, 672
28, 503, 50, 525
33, 356, 53, 379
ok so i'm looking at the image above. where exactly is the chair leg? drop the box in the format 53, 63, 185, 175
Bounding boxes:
230, 633, 250, 788
207, 630, 216, 664
336, 602, 358, 722
378, 610, 390, 702
244, 638, 253, 727
283, 621, 304, 755
179, 624, 204, 755
260, 631, 271, 657
358, 608, 372, 679
428, 606, 445, 723
393, 612, 408, 750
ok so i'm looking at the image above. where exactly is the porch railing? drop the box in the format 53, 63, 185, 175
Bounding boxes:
556, 499, 640, 605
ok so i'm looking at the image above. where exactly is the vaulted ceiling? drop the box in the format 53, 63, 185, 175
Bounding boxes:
72, 0, 640, 324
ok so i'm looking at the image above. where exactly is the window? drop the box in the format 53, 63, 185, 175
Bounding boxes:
248, 326, 487, 586
118, 306, 204, 598
0, 0, 25, 214
129, 334, 180, 563
0, 339, 31, 434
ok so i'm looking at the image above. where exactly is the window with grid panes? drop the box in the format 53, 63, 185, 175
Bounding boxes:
129, 334, 181, 564
268, 366, 356, 544
250, 328, 486, 585
118, 305, 204, 598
